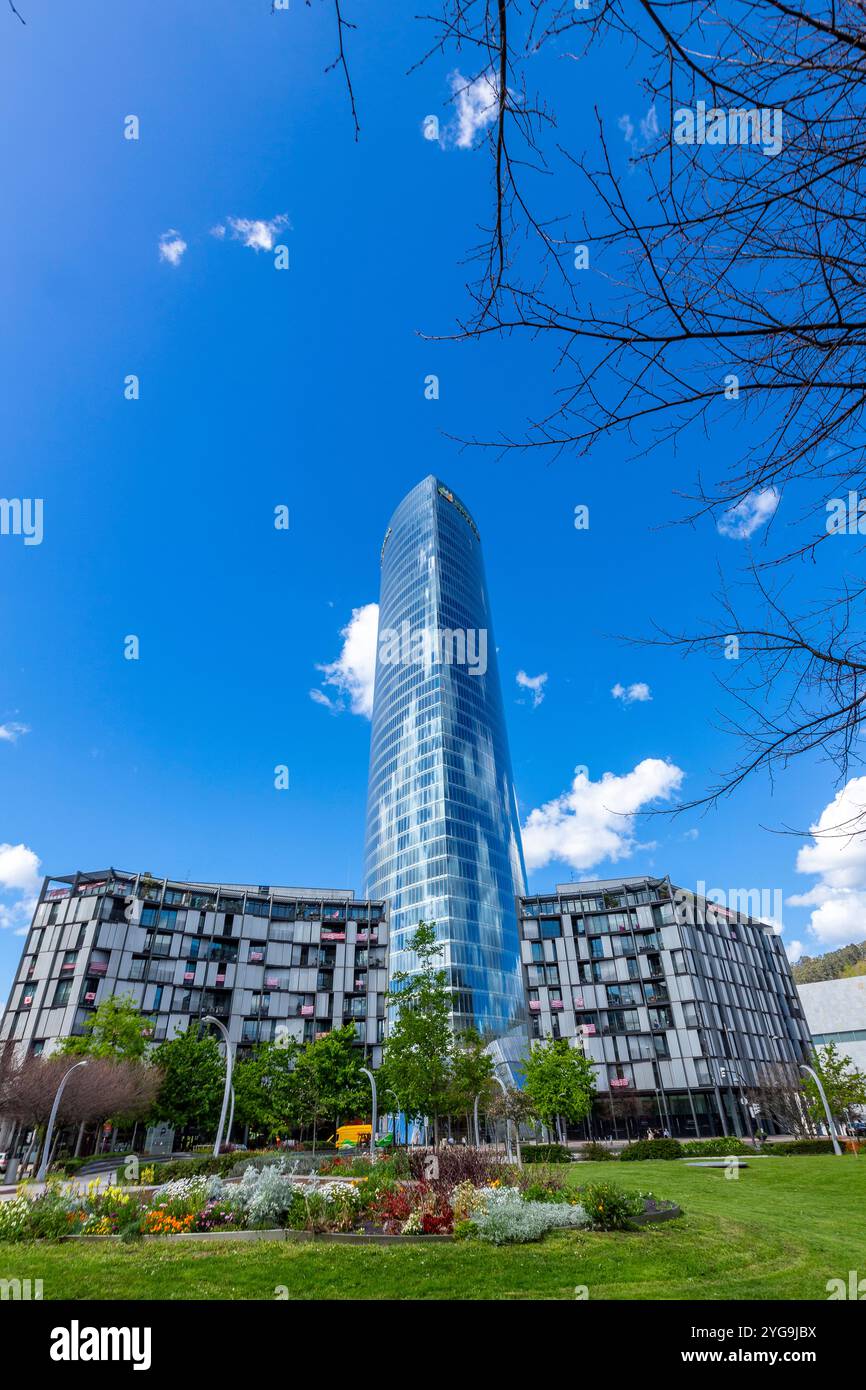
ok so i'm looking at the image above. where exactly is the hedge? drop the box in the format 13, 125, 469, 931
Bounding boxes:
521, 1143, 572, 1164
770, 1138, 841, 1156
578, 1142, 617, 1162
619, 1139, 684, 1162
680, 1138, 752, 1158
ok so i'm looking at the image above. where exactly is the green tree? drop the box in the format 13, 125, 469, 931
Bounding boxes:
150, 1026, 224, 1137
522, 1037, 596, 1141
59, 994, 154, 1060
233, 1037, 300, 1142
291, 1024, 369, 1150
448, 1028, 495, 1129
380, 921, 452, 1140
804, 1043, 866, 1129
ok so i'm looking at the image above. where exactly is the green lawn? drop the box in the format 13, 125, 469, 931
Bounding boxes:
1, 1156, 862, 1300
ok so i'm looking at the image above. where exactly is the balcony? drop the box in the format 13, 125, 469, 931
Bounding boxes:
248, 950, 264, 963
321, 929, 346, 942
610, 1077, 630, 1088
550, 1000, 564, 1010
300, 1005, 315, 1017
529, 1001, 541, 1012
89, 961, 109, 976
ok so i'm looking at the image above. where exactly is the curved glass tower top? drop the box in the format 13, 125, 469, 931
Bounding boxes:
364, 475, 526, 1038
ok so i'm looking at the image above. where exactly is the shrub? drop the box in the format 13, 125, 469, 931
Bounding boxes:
770, 1138, 840, 1156
680, 1138, 751, 1158
471, 1188, 589, 1244
619, 1139, 684, 1162
577, 1182, 645, 1230
578, 1142, 616, 1162
406, 1146, 502, 1188
521, 1143, 571, 1164
236, 1163, 295, 1228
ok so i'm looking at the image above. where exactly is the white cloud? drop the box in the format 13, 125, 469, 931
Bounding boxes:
717, 487, 780, 539
311, 603, 379, 718
788, 776, 866, 945
619, 104, 659, 151
447, 69, 500, 149
0, 843, 41, 934
0, 721, 29, 743
220, 215, 290, 252
786, 939, 804, 964
516, 670, 548, 708
612, 681, 652, 704
158, 229, 187, 267
521, 758, 685, 872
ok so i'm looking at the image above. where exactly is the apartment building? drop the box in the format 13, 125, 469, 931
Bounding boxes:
0, 868, 388, 1065
519, 875, 811, 1138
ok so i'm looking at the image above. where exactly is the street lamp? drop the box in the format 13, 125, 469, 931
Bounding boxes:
720, 1063, 754, 1141
227, 1084, 236, 1149
491, 1072, 515, 1164
360, 1067, 378, 1162
36, 1060, 87, 1183
202, 1015, 234, 1158
800, 1063, 843, 1156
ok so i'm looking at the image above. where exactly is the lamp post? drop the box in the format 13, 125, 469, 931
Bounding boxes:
227, 1084, 236, 1149
36, 1060, 87, 1183
491, 1073, 515, 1164
800, 1063, 843, 1156
361, 1067, 378, 1162
720, 1064, 754, 1141
202, 1015, 234, 1158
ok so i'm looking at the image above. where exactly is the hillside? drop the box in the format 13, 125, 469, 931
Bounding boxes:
793, 942, 866, 984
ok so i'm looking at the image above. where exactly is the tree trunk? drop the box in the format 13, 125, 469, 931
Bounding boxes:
74, 1121, 86, 1157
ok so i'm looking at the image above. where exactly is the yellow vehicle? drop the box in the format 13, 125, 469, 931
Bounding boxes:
334, 1123, 371, 1149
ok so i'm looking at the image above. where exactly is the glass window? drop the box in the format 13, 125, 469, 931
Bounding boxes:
53, 979, 73, 1007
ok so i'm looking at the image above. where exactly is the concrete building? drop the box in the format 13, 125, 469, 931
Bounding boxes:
519, 875, 811, 1138
798, 976, 866, 1081
0, 868, 388, 1065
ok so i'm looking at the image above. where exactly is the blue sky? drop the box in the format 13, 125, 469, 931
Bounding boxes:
0, 1, 857, 1002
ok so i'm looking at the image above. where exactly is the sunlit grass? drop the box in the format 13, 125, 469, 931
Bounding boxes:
1, 1154, 862, 1300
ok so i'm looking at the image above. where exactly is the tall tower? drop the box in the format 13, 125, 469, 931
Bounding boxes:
364, 476, 526, 1039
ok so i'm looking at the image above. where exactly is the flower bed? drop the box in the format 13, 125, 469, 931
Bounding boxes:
2, 1152, 681, 1246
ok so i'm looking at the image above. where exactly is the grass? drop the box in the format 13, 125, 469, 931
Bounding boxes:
1, 1155, 862, 1300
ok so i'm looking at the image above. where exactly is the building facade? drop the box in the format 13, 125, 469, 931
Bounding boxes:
519, 876, 811, 1138
364, 476, 526, 1039
797, 977, 866, 1085
0, 869, 388, 1065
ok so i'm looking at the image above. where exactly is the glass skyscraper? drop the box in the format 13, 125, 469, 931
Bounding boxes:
364, 475, 526, 1039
